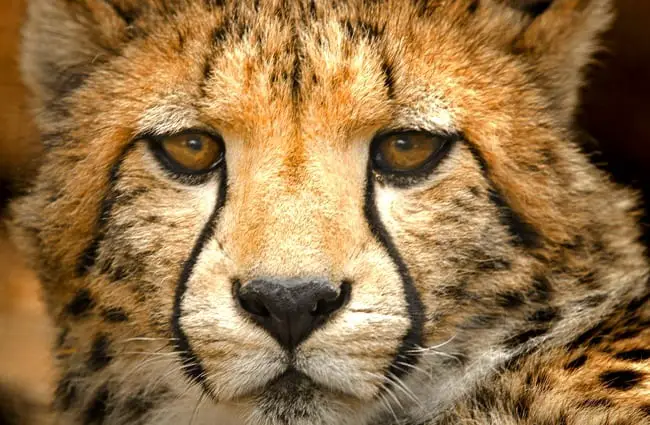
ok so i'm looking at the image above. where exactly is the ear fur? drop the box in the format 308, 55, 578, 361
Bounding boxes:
21, 0, 131, 110
495, 0, 613, 119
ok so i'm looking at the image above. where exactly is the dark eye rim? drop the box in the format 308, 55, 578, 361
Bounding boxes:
146, 129, 226, 178
369, 129, 459, 177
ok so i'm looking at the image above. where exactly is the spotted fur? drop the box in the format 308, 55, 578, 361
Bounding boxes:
8, 0, 650, 424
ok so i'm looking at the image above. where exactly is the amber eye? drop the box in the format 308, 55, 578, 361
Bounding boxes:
154, 132, 224, 175
371, 131, 448, 174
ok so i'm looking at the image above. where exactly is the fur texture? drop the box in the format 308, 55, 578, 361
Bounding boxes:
8, 0, 650, 424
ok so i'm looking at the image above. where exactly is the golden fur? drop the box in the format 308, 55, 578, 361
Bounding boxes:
8, 0, 650, 424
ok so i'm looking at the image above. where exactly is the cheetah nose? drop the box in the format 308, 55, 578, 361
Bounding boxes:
235, 278, 351, 350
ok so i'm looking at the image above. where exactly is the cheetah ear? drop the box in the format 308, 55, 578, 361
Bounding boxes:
497, 0, 613, 118
21, 0, 133, 109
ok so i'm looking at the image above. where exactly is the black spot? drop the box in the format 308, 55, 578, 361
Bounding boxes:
600, 369, 644, 391
614, 328, 643, 341
65, 289, 95, 317
513, 394, 531, 419
525, 370, 552, 391
88, 334, 112, 372
568, 320, 609, 349
640, 405, 650, 417
564, 354, 588, 371
476, 257, 512, 272
528, 307, 558, 323
488, 188, 541, 249
54, 373, 78, 411
55, 69, 90, 98
577, 271, 598, 288
468, 0, 479, 14
528, 275, 552, 303
83, 385, 110, 425
626, 292, 650, 313
381, 60, 395, 99
473, 388, 497, 410
461, 314, 501, 330
102, 308, 129, 323
579, 293, 608, 308
496, 290, 526, 309
204, 0, 226, 8
144, 215, 161, 224
504, 327, 549, 349
121, 390, 162, 423
57, 327, 70, 348
114, 187, 149, 207
211, 26, 228, 46
412, 0, 440, 17
614, 349, 650, 362
519, 0, 553, 17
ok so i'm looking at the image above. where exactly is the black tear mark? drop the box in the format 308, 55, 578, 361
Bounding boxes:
364, 162, 424, 384
102, 308, 129, 323
66, 289, 96, 317
564, 354, 588, 371
77, 142, 138, 276
614, 349, 650, 362
88, 334, 113, 372
600, 369, 644, 391
172, 166, 228, 397
83, 385, 111, 425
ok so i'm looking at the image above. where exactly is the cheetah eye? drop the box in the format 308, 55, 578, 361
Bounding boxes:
151, 132, 225, 175
370, 131, 450, 175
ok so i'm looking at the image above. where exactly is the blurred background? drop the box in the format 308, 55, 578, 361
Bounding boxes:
0, 0, 649, 415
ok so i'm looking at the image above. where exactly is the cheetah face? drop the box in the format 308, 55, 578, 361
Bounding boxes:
13, 0, 614, 424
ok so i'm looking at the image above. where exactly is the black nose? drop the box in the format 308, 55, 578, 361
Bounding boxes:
235, 278, 350, 349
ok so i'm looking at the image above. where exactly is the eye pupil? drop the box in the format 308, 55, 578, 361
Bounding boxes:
185, 138, 204, 152
394, 138, 413, 151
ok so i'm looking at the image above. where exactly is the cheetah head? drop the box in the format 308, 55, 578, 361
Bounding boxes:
11, 1, 640, 424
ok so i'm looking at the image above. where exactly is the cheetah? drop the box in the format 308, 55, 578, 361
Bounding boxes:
7, 0, 650, 424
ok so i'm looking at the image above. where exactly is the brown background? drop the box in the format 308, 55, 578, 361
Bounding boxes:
0, 0, 649, 411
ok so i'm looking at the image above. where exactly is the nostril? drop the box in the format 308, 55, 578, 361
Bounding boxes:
234, 279, 271, 318
311, 281, 352, 317
239, 294, 271, 317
